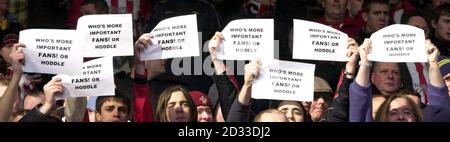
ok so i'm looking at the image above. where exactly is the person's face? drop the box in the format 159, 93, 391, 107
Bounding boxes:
363, 3, 390, 32
431, 0, 449, 8
278, 101, 305, 122
166, 91, 191, 122
81, 3, 98, 15
146, 59, 166, 75
442, 73, 450, 95
407, 16, 430, 38
432, 15, 450, 42
197, 106, 213, 122
309, 97, 328, 121
23, 94, 45, 110
371, 63, 402, 95
347, 0, 363, 17
372, 96, 386, 119
388, 98, 417, 122
95, 100, 129, 122
322, 0, 348, 20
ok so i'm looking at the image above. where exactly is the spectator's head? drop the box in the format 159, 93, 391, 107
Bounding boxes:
23, 89, 45, 110
0, 34, 18, 64
347, 0, 364, 18
362, 0, 390, 32
81, 0, 109, 15
310, 77, 333, 122
321, 0, 348, 22
431, 0, 450, 8
95, 91, 130, 122
254, 109, 288, 122
156, 85, 197, 122
375, 94, 423, 122
371, 62, 402, 96
372, 94, 386, 119
277, 100, 308, 122
145, 59, 166, 76
438, 56, 450, 95
401, 10, 430, 38
189, 91, 213, 122
431, 3, 450, 42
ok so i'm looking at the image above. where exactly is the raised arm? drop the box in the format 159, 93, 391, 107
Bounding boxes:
227, 59, 261, 122
326, 38, 359, 122
0, 43, 24, 122
426, 40, 450, 106
349, 39, 374, 122
208, 32, 226, 75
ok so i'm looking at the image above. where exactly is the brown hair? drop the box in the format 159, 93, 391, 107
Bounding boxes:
156, 85, 197, 122
375, 94, 423, 122
432, 3, 450, 22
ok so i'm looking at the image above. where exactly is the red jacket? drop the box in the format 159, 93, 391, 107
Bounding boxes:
133, 72, 154, 122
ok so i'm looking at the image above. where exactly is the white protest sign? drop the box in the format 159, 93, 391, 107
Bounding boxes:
20, 29, 83, 75
58, 57, 115, 98
217, 19, 274, 60
77, 14, 133, 57
293, 19, 349, 61
368, 24, 426, 62
140, 14, 199, 60
252, 60, 315, 102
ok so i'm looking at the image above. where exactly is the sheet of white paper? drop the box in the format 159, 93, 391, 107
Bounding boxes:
368, 24, 426, 62
20, 29, 83, 75
217, 19, 274, 60
292, 19, 349, 62
252, 59, 316, 102
77, 14, 134, 57
58, 57, 115, 98
140, 14, 200, 60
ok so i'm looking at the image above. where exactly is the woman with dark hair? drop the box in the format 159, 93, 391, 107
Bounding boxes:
155, 85, 197, 122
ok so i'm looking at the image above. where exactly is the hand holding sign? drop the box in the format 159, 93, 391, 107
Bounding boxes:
345, 38, 360, 78
426, 40, 440, 63
208, 32, 226, 74
40, 77, 64, 115
134, 33, 155, 60
8, 43, 25, 73
244, 59, 262, 86
359, 39, 372, 66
